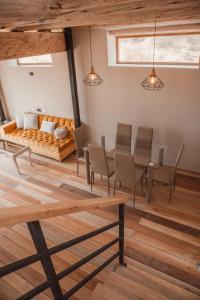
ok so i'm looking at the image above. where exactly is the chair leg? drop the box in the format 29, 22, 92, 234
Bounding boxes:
169, 184, 173, 204
101, 174, 103, 180
141, 177, 143, 192
113, 180, 116, 195
133, 185, 136, 207
173, 176, 176, 192
77, 160, 79, 176
91, 171, 94, 191
145, 176, 148, 190
107, 177, 110, 196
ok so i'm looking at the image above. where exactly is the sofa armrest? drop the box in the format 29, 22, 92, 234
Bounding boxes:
0, 120, 16, 138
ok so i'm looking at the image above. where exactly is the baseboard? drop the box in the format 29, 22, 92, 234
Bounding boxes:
177, 168, 200, 178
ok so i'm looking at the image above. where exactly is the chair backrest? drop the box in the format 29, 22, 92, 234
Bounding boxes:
134, 126, 153, 157
73, 125, 88, 157
88, 144, 108, 176
114, 152, 136, 186
174, 144, 185, 169
171, 144, 184, 182
115, 123, 132, 153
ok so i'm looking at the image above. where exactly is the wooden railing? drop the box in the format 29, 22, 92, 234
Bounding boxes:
0, 196, 127, 300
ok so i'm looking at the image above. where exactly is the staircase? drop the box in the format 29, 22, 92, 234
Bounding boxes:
92, 257, 200, 300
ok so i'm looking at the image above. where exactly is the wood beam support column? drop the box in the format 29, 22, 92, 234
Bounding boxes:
64, 28, 81, 128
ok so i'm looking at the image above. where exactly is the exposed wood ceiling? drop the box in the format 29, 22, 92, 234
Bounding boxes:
0, 0, 200, 31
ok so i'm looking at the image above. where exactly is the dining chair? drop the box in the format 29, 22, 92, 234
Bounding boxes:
152, 144, 184, 204
115, 122, 132, 153
108, 123, 132, 159
134, 126, 153, 168
113, 152, 145, 207
88, 144, 114, 196
73, 125, 89, 176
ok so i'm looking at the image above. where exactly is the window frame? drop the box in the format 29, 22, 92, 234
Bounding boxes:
116, 33, 200, 68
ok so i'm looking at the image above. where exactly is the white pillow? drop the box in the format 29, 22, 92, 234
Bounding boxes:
40, 120, 57, 134
54, 127, 68, 139
16, 114, 24, 128
24, 113, 38, 130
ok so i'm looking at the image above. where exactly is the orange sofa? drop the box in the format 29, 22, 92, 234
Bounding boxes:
0, 114, 76, 161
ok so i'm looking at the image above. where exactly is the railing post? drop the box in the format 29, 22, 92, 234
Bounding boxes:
28, 221, 63, 300
119, 204, 126, 266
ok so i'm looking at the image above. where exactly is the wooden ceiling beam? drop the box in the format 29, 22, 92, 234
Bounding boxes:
0, 32, 65, 61
0, 0, 199, 31
108, 22, 200, 36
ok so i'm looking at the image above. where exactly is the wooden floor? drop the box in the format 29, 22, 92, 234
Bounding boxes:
0, 152, 200, 299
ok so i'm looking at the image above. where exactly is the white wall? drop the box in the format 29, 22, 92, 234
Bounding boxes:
0, 29, 200, 172
0, 52, 88, 123
73, 28, 200, 172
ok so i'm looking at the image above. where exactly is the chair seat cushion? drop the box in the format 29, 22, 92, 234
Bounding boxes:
153, 166, 172, 184
135, 167, 145, 183
108, 148, 130, 159
134, 153, 150, 167
5, 129, 74, 153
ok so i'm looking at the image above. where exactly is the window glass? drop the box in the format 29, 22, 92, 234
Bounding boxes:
17, 54, 52, 65
117, 35, 200, 66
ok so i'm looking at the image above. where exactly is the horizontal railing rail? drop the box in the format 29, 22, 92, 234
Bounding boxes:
0, 196, 127, 300
0, 196, 126, 226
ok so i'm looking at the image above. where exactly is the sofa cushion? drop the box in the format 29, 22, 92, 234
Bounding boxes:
40, 120, 57, 134
24, 113, 38, 129
54, 127, 68, 139
38, 115, 75, 135
16, 114, 24, 128
5, 129, 74, 153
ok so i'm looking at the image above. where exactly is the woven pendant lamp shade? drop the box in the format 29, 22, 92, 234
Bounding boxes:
84, 26, 103, 87
141, 67, 164, 91
83, 66, 103, 86
141, 20, 164, 91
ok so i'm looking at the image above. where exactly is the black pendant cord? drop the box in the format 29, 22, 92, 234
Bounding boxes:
89, 25, 93, 67
152, 19, 156, 68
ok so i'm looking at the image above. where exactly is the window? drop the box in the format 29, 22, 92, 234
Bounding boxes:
116, 34, 200, 68
17, 54, 53, 65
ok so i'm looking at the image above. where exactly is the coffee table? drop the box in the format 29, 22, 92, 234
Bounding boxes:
0, 139, 32, 175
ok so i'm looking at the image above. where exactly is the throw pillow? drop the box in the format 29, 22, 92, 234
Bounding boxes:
24, 113, 38, 130
16, 114, 24, 128
40, 120, 57, 134
54, 127, 68, 139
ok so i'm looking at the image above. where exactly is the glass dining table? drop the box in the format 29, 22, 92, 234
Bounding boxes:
84, 136, 166, 203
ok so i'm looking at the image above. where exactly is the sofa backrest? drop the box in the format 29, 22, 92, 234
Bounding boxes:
38, 114, 75, 135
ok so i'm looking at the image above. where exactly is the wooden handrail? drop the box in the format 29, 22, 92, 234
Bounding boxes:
0, 196, 127, 227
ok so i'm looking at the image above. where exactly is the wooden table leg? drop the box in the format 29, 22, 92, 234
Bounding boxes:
84, 148, 90, 184
28, 148, 32, 167
12, 155, 21, 175
146, 163, 154, 203
158, 146, 165, 166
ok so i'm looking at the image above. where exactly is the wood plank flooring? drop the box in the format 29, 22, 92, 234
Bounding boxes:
0, 152, 199, 299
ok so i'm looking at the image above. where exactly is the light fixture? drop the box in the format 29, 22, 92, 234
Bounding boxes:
141, 20, 164, 91
83, 26, 103, 86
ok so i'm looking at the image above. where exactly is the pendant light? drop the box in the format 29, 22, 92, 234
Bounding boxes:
83, 26, 103, 86
141, 20, 164, 91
